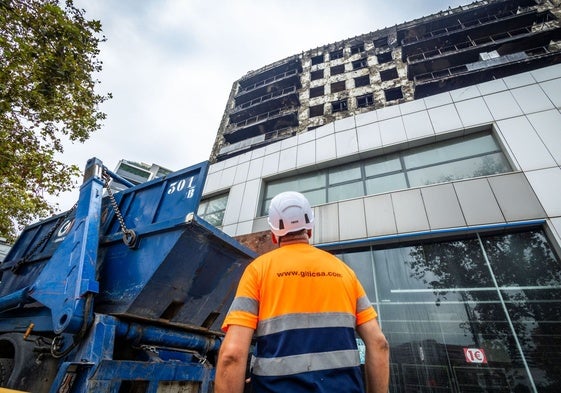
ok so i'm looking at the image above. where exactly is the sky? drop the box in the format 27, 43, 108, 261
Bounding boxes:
55, 0, 469, 211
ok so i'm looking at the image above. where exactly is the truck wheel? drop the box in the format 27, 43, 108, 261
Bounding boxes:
0, 333, 59, 392
0, 357, 14, 385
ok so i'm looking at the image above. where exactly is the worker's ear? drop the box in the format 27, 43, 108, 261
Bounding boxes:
306, 229, 312, 239
271, 233, 278, 244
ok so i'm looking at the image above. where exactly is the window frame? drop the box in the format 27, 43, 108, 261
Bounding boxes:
261, 131, 511, 216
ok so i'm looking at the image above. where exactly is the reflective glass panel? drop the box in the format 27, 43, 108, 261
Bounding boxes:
403, 134, 500, 169
407, 153, 510, 187
364, 155, 402, 177
329, 164, 362, 185
328, 181, 364, 202
365, 173, 407, 195
336, 228, 559, 393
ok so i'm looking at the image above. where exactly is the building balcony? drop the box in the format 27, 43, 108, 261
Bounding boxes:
413, 45, 561, 99
224, 107, 299, 143
236, 69, 300, 99
229, 85, 299, 123
406, 25, 561, 79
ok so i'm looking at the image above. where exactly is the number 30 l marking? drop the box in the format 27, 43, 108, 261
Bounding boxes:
167, 177, 195, 195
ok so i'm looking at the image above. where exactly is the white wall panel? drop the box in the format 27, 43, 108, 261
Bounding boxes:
316, 134, 337, 164
247, 157, 264, 181
428, 104, 463, 135
402, 111, 434, 141
222, 183, 246, 226
251, 147, 265, 160
511, 85, 555, 114
376, 105, 401, 121
455, 97, 493, 128
454, 179, 504, 225
356, 123, 382, 152
364, 194, 397, 236
503, 72, 535, 89
424, 91, 452, 108
355, 110, 378, 127
539, 78, 561, 108
450, 85, 482, 102
421, 184, 466, 229
261, 152, 280, 177
233, 161, 249, 184
379, 117, 407, 147
391, 189, 430, 233
483, 91, 523, 120
315, 122, 335, 138
525, 167, 561, 216
238, 179, 260, 222
497, 117, 556, 171
531, 64, 561, 82
203, 171, 222, 194
399, 98, 426, 115
235, 220, 254, 237
477, 79, 508, 95
527, 110, 561, 166
278, 146, 297, 173
252, 216, 269, 234
334, 115, 356, 131
220, 165, 237, 187
297, 140, 316, 168
314, 203, 340, 244
488, 173, 546, 221
338, 199, 367, 240
335, 129, 359, 158
264, 142, 281, 156
298, 128, 317, 144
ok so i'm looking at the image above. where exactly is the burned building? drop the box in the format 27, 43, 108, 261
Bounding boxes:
202, 0, 561, 392
211, 0, 561, 162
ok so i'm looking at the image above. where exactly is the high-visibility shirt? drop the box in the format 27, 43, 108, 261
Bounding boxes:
222, 243, 377, 393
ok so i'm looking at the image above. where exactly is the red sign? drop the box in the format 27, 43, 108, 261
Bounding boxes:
464, 348, 487, 364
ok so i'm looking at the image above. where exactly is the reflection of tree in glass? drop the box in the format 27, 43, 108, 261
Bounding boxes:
405, 230, 561, 391
473, 155, 508, 177
422, 154, 508, 186
482, 231, 561, 391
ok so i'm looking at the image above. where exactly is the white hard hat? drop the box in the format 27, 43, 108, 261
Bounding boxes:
268, 191, 314, 237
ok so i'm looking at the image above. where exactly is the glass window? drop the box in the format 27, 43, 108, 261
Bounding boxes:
403, 134, 500, 169
197, 193, 228, 226
354, 75, 370, 88
262, 131, 512, 216
356, 94, 374, 108
310, 70, 323, 81
407, 153, 511, 187
328, 164, 361, 185
328, 181, 364, 202
263, 171, 327, 215
332, 227, 561, 392
365, 173, 407, 194
332, 228, 561, 391
364, 155, 402, 177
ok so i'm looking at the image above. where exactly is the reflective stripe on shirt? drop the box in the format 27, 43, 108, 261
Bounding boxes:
252, 349, 360, 376
228, 296, 259, 316
256, 312, 355, 337
357, 295, 372, 313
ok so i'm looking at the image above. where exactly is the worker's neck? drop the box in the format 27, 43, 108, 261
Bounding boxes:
279, 233, 310, 247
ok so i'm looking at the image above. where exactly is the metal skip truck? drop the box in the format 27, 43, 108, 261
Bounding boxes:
0, 157, 256, 392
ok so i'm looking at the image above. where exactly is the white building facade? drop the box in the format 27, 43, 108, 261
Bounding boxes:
203, 63, 561, 392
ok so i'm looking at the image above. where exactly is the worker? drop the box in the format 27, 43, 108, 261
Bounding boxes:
215, 191, 390, 393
